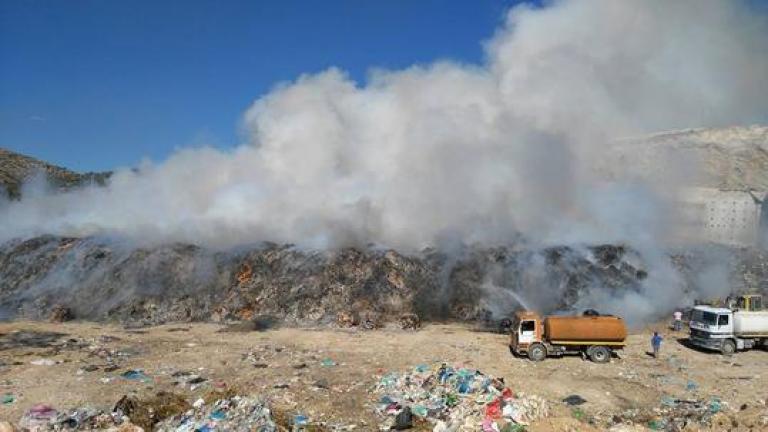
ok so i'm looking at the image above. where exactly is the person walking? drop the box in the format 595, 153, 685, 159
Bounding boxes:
673, 310, 683, 331
651, 331, 663, 358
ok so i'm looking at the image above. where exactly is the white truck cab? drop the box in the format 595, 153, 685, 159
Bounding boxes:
689, 295, 768, 354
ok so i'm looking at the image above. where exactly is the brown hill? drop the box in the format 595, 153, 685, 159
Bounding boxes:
0, 148, 110, 199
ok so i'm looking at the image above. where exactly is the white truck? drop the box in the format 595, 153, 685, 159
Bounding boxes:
688, 294, 768, 354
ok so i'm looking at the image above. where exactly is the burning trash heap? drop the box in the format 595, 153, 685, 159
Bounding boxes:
374, 362, 548, 431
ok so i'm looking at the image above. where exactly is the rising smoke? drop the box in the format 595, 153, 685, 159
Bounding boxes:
2, 0, 768, 322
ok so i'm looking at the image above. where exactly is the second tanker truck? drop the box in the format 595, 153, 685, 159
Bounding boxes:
509, 310, 627, 363
688, 294, 768, 354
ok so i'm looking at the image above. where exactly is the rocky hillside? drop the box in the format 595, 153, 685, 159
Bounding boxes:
602, 125, 768, 191
0, 148, 110, 199
6, 126, 767, 201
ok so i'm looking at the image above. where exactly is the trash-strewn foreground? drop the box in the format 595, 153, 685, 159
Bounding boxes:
1, 322, 768, 431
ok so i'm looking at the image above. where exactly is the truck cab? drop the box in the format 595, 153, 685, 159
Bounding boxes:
689, 294, 768, 354
689, 306, 734, 351
509, 311, 542, 355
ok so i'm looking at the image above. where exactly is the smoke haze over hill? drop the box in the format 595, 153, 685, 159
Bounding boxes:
2, 0, 767, 250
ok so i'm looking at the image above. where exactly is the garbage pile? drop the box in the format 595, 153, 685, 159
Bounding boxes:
374, 363, 548, 431
12, 396, 278, 431
153, 396, 277, 432
17, 403, 142, 431
609, 396, 729, 431
648, 396, 727, 431
0, 235, 660, 327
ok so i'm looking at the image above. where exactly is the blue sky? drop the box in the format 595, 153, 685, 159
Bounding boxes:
0, 0, 524, 172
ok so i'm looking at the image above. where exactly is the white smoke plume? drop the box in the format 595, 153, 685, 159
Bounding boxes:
2, 0, 768, 322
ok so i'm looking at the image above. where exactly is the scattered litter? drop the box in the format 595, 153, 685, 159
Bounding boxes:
210, 409, 227, 420
709, 398, 722, 413
121, 369, 151, 382
2, 393, 14, 405
393, 406, 413, 430
313, 378, 330, 389
320, 358, 336, 367
626, 396, 730, 430
153, 395, 277, 431
294, 414, 309, 427
562, 395, 587, 406
571, 407, 585, 421
19, 404, 58, 430
31, 359, 57, 366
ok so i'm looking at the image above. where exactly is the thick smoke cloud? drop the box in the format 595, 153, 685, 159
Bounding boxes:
1, 0, 767, 322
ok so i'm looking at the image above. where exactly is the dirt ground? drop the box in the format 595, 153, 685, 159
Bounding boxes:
1, 321, 767, 431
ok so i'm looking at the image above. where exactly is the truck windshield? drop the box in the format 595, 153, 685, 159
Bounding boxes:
691, 309, 717, 325
521, 321, 535, 332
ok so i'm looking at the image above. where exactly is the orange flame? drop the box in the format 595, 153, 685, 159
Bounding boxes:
237, 263, 252, 285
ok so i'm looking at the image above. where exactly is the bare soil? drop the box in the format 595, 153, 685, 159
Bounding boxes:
1, 321, 767, 431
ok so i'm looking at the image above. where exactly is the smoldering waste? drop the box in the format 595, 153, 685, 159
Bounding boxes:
1, 235, 765, 326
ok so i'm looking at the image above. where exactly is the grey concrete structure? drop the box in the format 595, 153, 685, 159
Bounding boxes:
678, 188, 766, 247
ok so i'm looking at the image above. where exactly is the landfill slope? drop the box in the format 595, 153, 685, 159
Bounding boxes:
0, 236, 654, 326
2, 235, 768, 327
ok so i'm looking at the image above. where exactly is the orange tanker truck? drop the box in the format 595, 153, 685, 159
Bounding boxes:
509, 310, 627, 363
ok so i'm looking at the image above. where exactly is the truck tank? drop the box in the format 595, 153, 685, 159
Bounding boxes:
733, 311, 768, 335
545, 315, 627, 343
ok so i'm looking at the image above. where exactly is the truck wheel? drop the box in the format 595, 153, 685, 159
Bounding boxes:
588, 346, 611, 363
721, 340, 736, 355
528, 343, 547, 362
